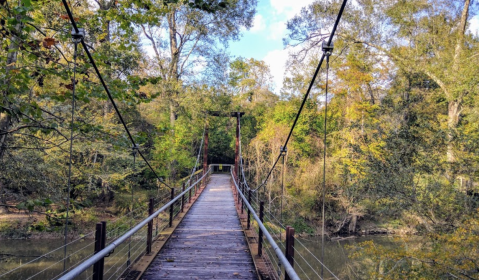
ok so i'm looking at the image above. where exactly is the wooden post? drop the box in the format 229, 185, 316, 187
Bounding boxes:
147, 198, 153, 254
285, 226, 295, 280
247, 190, 251, 230
181, 183, 185, 213
169, 188, 175, 227
93, 222, 105, 280
258, 201, 264, 257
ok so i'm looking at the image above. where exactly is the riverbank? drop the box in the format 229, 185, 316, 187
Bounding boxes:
0, 210, 111, 240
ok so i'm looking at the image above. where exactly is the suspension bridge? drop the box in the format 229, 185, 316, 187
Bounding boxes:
0, 0, 350, 279
0, 115, 341, 280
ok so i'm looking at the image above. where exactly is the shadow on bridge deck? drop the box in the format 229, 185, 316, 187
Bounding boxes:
141, 173, 258, 280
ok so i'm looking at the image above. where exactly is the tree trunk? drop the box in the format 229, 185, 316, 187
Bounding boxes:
447, 100, 460, 164
167, 10, 179, 81
98, 0, 113, 119
166, 10, 180, 129
0, 113, 11, 160
446, 0, 470, 178
0, 2, 25, 160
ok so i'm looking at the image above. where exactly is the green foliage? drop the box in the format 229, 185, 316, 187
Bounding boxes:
16, 198, 52, 212
348, 210, 479, 279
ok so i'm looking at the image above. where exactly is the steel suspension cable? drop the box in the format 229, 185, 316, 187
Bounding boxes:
238, 116, 252, 191
252, 0, 349, 192
59, 0, 171, 190
295, 238, 340, 280
63, 37, 79, 273
128, 146, 138, 266
321, 48, 332, 279
280, 151, 285, 239
187, 122, 206, 184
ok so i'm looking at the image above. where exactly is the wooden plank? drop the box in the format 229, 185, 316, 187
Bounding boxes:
126, 182, 208, 280
141, 174, 259, 280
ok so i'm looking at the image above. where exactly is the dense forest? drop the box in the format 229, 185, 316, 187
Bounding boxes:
1, 0, 479, 278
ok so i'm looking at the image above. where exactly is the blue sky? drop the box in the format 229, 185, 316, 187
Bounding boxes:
228, 0, 479, 93
228, 0, 316, 92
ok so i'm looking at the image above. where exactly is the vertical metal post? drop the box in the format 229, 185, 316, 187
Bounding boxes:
247, 190, 251, 230
203, 126, 208, 188
100, 221, 106, 277
195, 174, 198, 195
181, 183, 185, 213
188, 181, 192, 203
169, 188, 175, 227
241, 183, 244, 214
237, 183, 241, 205
258, 201, 264, 257
93, 222, 105, 280
147, 198, 153, 254
235, 113, 240, 182
285, 226, 295, 280
92, 223, 102, 280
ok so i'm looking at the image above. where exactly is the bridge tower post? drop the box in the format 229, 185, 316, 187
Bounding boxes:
235, 112, 240, 182
203, 125, 208, 188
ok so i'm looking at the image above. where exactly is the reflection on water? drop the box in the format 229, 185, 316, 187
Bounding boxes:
294, 236, 401, 280
0, 236, 147, 280
0, 239, 93, 279
1, 236, 401, 279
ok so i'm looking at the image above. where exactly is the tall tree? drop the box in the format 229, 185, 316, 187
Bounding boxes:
140, 0, 256, 127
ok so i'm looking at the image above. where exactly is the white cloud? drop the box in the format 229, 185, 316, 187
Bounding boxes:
251, 14, 266, 33
468, 15, 479, 37
267, 21, 287, 40
263, 48, 290, 92
269, 0, 316, 18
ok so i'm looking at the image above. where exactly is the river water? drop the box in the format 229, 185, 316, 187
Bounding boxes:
293, 236, 399, 280
0, 237, 145, 280
0, 236, 399, 279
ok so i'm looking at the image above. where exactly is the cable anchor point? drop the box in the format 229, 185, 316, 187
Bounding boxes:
71, 28, 85, 44
322, 40, 334, 56
132, 143, 139, 156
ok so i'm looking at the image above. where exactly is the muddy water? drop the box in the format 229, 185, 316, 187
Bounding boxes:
261, 235, 402, 280
292, 236, 401, 280
0, 238, 144, 280
0, 236, 401, 279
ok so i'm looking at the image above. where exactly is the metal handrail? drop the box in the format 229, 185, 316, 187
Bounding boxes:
58, 168, 211, 280
230, 169, 300, 280
177, 168, 203, 184
209, 163, 234, 167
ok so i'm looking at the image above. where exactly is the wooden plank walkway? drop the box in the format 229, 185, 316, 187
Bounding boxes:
141, 173, 258, 280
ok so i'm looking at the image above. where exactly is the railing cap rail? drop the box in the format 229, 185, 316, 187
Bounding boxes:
58, 168, 211, 280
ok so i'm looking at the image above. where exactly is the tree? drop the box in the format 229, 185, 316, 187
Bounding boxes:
139, 0, 256, 127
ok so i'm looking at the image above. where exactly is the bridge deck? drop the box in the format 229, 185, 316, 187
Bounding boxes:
141, 173, 258, 280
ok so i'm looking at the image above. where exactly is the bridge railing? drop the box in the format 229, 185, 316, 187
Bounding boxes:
54, 168, 211, 280
231, 170, 301, 280
209, 163, 233, 173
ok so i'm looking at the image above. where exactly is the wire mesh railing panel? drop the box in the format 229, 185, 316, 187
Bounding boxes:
0, 233, 95, 280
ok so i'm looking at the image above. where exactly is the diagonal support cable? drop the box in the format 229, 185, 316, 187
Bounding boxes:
59, 0, 171, 189
251, 0, 349, 191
